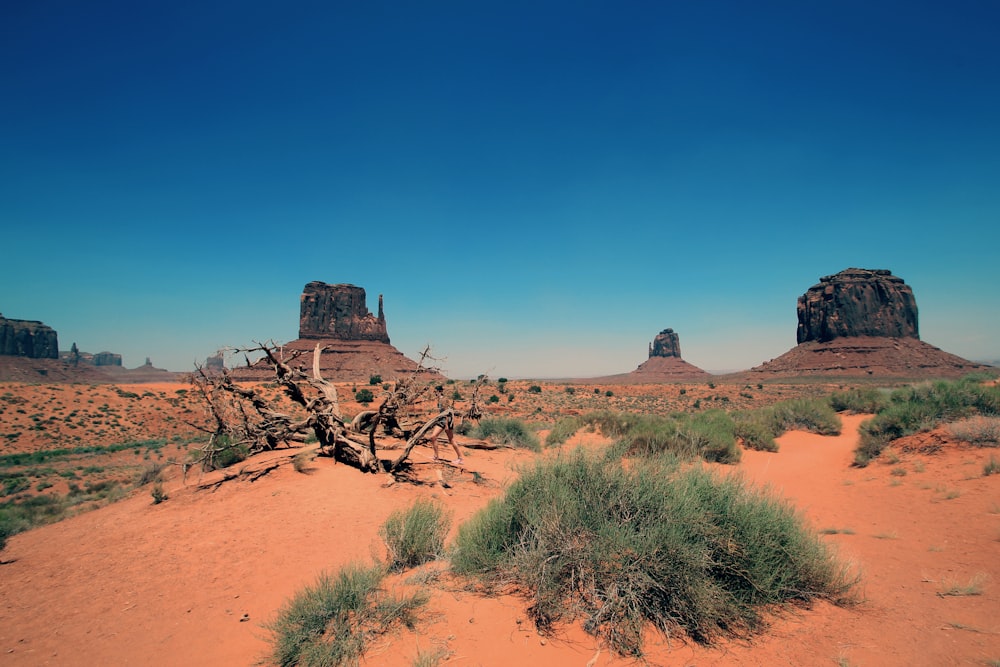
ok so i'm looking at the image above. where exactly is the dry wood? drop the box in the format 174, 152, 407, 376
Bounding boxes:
187, 342, 482, 481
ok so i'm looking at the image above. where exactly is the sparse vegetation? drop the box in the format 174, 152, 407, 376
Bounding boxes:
544, 416, 583, 448
984, 456, 1000, 476
829, 387, 889, 414
267, 562, 427, 667
151, 482, 168, 504
471, 418, 540, 451
354, 388, 375, 405
855, 377, 1000, 466
293, 450, 316, 473
581, 410, 740, 464
379, 499, 451, 571
947, 416, 1000, 446
451, 451, 855, 656
937, 573, 987, 597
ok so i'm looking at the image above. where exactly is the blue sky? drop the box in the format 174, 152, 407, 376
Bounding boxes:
2, 1, 998, 377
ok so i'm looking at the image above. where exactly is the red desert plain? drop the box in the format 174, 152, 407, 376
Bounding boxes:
1, 378, 999, 667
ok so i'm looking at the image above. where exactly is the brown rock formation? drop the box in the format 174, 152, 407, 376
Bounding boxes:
299, 282, 389, 343
797, 268, 918, 343
590, 328, 710, 383
748, 336, 989, 379
750, 269, 991, 379
93, 352, 123, 366
231, 281, 439, 383
649, 328, 681, 358
0, 313, 59, 359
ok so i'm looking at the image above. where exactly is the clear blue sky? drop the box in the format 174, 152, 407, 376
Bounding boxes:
2, 1, 998, 377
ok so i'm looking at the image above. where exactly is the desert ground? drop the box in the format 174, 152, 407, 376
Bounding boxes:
1, 379, 998, 666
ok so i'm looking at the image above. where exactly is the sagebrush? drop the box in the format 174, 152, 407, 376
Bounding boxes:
451, 451, 855, 656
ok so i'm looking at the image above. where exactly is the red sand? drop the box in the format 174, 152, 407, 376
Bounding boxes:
2, 416, 998, 666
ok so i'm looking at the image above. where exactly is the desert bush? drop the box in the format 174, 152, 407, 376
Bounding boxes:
580, 411, 740, 464
544, 416, 583, 448
946, 416, 1000, 446
137, 462, 165, 486
855, 377, 1000, 465
829, 387, 889, 414
984, 456, 1000, 477
451, 452, 854, 656
354, 388, 375, 405
732, 413, 779, 452
267, 562, 427, 667
151, 482, 168, 504
528, 385, 542, 394
379, 498, 451, 571
766, 398, 841, 436
368, 374, 382, 385
472, 418, 540, 451
293, 450, 316, 473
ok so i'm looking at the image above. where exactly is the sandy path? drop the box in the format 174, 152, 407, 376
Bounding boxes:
2, 416, 998, 666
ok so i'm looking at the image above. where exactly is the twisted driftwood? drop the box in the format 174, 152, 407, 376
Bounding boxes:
189, 342, 470, 477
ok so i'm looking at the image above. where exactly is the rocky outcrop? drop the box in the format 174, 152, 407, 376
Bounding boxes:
749, 269, 990, 379
797, 268, 918, 343
0, 313, 59, 359
93, 352, 123, 366
589, 328, 710, 383
231, 281, 439, 383
748, 336, 989, 379
299, 282, 389, 343
649, 328, 681, 358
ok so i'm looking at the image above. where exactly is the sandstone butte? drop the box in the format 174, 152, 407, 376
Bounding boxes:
593, 327, 711, 383
747, 268, 989, 379
229, 281, 441, 383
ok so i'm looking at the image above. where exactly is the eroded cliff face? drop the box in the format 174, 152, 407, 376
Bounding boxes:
796, 268, 918, 344
299, 282, 389, 343
0, 313, 59, 359
649, 328, 681, 358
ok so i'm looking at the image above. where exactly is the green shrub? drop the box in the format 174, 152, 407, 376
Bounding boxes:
766, 399, 841, 436
579, 411, 740, 464
528, 385, 542, 394
267, 562, 427, 667
855, 377, 1000, 465
451, 452, 854, 656
544, 416, 583, 448
369, 375, 382, 385
829, 387, 889, 414
355, 388, 375, 405
733, 413, 779, 452
472, 418, 540, 451
379, 499, 451, 571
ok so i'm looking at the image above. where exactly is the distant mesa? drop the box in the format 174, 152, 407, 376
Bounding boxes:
231, 281, 439, 383
750, 268, 990, 378
796, 268, 918, 343
0, 312, 59, 359
300, 281, 390, 343
649, 328, 682, 359
590, 327, 710, 383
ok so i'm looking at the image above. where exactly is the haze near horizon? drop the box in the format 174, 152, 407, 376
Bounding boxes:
2, 1, 998, 378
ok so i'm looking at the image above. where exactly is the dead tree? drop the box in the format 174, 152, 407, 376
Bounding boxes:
189, 342, 468, 476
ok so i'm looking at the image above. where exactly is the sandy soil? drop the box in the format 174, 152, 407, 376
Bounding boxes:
2, 398, 999, 666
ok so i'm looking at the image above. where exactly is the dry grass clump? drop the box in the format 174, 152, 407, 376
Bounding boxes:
471, 418, 540, 451
946, 416, 1000, 446
379, 499, 451, 571
451, 451, 855, 657
267, 562, 427, 667
855, 376, 1000, 466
